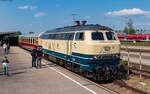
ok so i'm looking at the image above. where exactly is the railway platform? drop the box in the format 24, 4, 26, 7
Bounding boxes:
0, 47, 113, 94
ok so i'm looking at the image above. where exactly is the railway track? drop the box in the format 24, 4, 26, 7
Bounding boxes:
130, 62, 150, 80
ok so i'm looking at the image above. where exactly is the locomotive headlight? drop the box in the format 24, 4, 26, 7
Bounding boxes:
115, 54, 120, 58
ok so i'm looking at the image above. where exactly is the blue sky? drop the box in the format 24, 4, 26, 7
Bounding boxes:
1, 0, 150, 34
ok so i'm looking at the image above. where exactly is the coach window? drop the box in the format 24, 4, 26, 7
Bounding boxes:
32, 39, 34, 44
138, 37, 142, 39
92, 32, 104, 40
75, 32, 84, 40
30, 38, 32, 44
32, 39, 33, 44
29, 38, 31, 43
30, 38, 32, 43
134, 37, 137, 39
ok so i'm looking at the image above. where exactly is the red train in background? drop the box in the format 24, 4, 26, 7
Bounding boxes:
117, 35, 150, 41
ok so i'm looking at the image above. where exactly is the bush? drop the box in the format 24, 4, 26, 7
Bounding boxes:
121, 60, 128, 66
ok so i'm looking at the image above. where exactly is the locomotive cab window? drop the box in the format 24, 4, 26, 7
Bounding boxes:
92, 32, 104, 40
75, 32, 84, 40
106, 32, 116, 40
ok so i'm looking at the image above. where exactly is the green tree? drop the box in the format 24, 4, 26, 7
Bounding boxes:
7, 31, 22, 37
123, 26, 129, 34
29, 32, 35, 34
14, 31, 22, 35
123, 18, 136, 35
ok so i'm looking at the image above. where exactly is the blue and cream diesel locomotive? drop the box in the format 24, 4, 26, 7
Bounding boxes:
39, 22, 127, 81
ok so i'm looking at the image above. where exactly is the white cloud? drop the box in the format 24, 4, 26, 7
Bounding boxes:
18, 6, 29, 9
34, 12, 46, 17
18, 5, 37, 10
30, 6, 37, 10
106, 8, 150, 16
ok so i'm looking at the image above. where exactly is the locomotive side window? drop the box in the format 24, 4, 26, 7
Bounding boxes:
65, 33, 69, 40
55, 34, 59, 40
48, 34, 52, 39
40, 34, 49, 39
75, 32, 84, 40
52, 34, 56, 39
65, 33, 74, 40
62, 33, 66, 40
68, 33, 74, 40
92, 32, 104, 40
106, 32, 116, 40
59, 33, 65, 40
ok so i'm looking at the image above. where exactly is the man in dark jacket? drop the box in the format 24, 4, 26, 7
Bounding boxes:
36, 46, 43, 68
31, 46, 37, 67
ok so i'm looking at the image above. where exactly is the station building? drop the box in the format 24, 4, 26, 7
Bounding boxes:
0, 32, 19, 46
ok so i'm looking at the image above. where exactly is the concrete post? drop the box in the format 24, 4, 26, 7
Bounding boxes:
139, 48, 142, 80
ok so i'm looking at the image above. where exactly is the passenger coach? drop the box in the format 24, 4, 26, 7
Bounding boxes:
18, 34, 39, 50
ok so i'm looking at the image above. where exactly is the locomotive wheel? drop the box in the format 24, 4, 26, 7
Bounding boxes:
64, 61, 68, 68
71, 63, 76, 72
79, 68, 86, 77
75, 65, 80, 74
92, 73, 98, 82
59, 59, 64, 67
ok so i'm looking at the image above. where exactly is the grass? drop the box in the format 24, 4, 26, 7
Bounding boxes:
121, 60, 128, 66
121, 42, 150, 46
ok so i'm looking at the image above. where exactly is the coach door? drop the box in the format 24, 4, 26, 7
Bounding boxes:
66, 33, 74, 55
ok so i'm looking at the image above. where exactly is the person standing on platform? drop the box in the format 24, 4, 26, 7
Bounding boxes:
31, 46, 37, 67
7, 43, 10, 54
2, 56, 9, 76
36, 46, 43, 68
3, 42, 7, 55
0, 40, 2, 47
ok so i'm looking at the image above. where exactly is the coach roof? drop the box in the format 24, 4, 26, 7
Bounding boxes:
45, 24, 113, 34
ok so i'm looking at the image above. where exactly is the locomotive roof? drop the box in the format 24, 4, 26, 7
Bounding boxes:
45, 24, 113, 33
